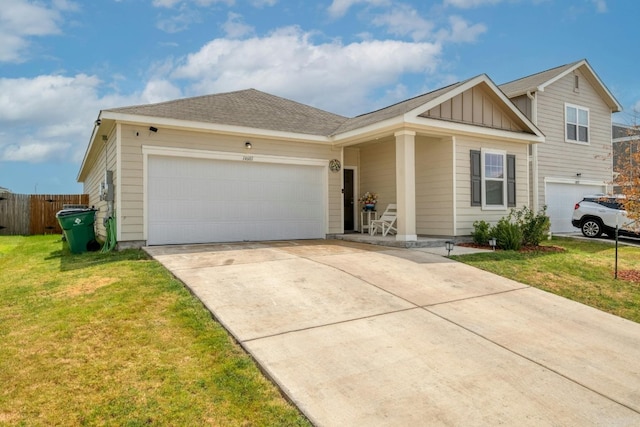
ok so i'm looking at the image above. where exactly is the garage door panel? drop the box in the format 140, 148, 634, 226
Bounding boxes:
148, 156, 325, 245
546, 183, 605, 233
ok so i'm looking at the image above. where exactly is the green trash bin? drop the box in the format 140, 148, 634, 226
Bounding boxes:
56, 209, 99, 254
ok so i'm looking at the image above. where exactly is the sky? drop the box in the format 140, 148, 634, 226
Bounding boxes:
1, 0, 639, 195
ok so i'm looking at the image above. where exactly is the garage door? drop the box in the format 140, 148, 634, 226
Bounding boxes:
546, 182, 605, 233
147, 156, 326, 245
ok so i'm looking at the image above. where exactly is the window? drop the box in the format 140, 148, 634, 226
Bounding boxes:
566, 104, 589, 143
470, 150, 516, 209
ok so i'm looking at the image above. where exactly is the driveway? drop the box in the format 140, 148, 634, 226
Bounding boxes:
145, 240, 640, 426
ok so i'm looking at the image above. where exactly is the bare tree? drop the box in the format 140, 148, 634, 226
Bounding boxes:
613, 122, 640, 227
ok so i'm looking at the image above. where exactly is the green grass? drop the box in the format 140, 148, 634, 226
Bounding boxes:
452, 237, 640, 323
0, 235, 310, 426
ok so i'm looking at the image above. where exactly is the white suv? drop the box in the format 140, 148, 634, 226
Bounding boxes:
572, 195, 638, 238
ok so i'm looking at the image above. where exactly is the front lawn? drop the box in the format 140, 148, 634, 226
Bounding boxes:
0, 235, 310, 426
453, 237, 640, 323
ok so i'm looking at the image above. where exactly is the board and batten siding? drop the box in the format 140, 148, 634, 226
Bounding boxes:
116, 124, 340, 242
534, 69, 613, 207
358, 140, 396, 213
455, 136, 529, 235
415, 136, 455, 236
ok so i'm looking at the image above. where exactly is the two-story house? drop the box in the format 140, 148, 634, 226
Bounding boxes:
499, 59, 622, 233
77, 59, 620, 247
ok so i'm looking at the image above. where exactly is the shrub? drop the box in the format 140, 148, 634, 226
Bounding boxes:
472, 220, 492, 245
509, 206, 551, 246
492, 217, 523, 251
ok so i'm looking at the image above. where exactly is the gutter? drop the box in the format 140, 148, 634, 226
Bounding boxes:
527, 91, 539, 212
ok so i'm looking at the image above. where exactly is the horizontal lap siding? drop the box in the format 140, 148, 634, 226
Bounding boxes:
82, 130, 117, 240
118, 124, 339, 241
416, 137, 454, 235
536, 69, 613, 207
358, 140, 396, 211
455, 137, 529, 235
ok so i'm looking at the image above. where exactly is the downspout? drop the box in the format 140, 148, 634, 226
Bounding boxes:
527, 90, 539, 212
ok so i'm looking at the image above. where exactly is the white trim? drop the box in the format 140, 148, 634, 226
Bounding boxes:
544, 176, 607, 186
102, 111, 331, 144
481, 148, 508, 211
116, 124, 123, 242
564, 103, 590, 144
451, 136, 457, 235
142, 146, 329, 242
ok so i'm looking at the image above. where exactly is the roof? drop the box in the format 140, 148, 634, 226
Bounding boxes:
106, 88, 348, 136
332, 80, 469, 135
613, 123, 640, 140
0, 186, 10, 193
499, 59, 622, 112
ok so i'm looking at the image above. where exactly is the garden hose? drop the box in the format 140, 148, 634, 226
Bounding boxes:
101, 214, 117, 253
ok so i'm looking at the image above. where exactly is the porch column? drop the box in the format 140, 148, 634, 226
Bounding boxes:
395, 130, 417, 241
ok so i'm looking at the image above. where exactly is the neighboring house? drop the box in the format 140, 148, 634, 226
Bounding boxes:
612, 123, 640, 194
0, 186, 10, 194
78, 74, 544, 247
499, 59, 622, 233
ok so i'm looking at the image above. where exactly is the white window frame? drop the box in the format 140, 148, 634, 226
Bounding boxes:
565, 103, 590, 144
481, 148, 507, 210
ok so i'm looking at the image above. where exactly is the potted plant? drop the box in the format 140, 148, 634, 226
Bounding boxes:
358, 192, 378, 211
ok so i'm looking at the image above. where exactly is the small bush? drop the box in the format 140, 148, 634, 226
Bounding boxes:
472, 220, 492, 245
492, 217, 523, 251
510, 206, 551, 246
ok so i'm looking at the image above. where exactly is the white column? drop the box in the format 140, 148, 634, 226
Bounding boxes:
395, 130, 417, 241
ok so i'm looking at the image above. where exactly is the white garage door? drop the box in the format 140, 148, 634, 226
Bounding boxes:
546, 182, 606, 233
147, 156, 326, 245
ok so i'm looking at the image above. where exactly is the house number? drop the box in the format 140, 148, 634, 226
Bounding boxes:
243, 155, 254, 161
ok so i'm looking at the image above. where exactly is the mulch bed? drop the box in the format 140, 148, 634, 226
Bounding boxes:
457, 242, 566, 253
618, 270, 640, 283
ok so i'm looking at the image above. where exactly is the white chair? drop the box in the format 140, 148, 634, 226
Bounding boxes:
369, 204, 397, 236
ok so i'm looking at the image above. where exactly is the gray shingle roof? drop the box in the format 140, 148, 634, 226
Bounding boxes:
332, 80, 469, 135
499, 60, 583, 97
106, 88, 349, 136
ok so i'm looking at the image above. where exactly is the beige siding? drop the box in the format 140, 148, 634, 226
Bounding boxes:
424, 84, 525, 132
415, 137, 454, 235
455, 136, 529, 235
511, 95, 532, 119
116, 124, 340, 242
344, 147, 359, 167
358, 140, 396, 212
534, 69, 613, 208
82, 130, 117, 240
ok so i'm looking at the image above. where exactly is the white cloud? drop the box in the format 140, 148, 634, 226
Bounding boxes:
0, 74, 175, 164
444, 0, 503, 8
437, 15, 486, 43
1, 141, 71, 163
0, 0, 69, 62
152, 0, 234, 8
251, 0, 277, 6
171, 26, 441, 115
223, 12, 254, 38
327, 0, 390, 18
371, 4, 434, 41
592, 0, 607, 13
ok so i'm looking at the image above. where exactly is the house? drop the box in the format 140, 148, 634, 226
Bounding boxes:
0, 186, 10, 194
79, 59, 620, 248
612, 123, 640, 194
499, 59, 622, 233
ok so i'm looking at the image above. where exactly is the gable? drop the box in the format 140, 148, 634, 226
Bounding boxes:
420, 82, 528, 132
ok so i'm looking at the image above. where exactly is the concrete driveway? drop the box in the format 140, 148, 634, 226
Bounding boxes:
145, 240, 640, 426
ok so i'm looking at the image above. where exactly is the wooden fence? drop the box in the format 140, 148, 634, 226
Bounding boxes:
0, 193, 89, 236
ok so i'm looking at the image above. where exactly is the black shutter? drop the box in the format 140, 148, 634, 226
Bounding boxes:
470, 150, 481, 206
507, 154, 516, 207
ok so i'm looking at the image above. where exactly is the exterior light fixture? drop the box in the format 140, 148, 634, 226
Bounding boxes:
149, 126, 158, 133
576, 172, 582, 177
445, 240, 455, 257
489, 237, 497, 251
245, 141, 252, 149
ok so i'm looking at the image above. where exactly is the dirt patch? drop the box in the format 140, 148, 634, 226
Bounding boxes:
61, 277, 118, 297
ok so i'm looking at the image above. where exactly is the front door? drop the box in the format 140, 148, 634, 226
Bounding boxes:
343, 169, 355, 231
